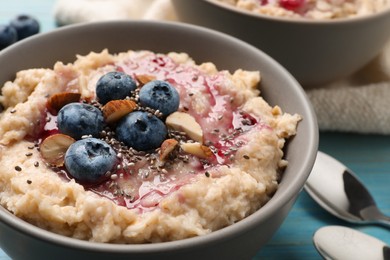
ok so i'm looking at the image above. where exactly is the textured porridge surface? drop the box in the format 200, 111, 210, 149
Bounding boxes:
0, 49, 300, 243
218, 0, 390, 19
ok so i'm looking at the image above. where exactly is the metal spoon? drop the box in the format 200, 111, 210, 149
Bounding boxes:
304, 151, 390, 228
313, 225, 390, 260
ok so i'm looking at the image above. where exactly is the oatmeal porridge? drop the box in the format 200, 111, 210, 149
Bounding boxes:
217, 0, 390, 19
0, 49, 300, 243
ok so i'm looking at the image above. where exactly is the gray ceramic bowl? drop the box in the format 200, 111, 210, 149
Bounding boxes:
171, 0, 390, 87
0, 21, 318, 260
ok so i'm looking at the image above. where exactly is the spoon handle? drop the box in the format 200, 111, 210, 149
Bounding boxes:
365, 206, 390, 229
376, 214, 390, 229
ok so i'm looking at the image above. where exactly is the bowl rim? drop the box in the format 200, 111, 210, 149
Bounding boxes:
0, 20, 318, 254
202, 0, 390, 24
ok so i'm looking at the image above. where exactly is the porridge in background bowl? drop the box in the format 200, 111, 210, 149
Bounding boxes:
172, 0, 390, 86
0, 48, 300, 243
218, 0, 390, 19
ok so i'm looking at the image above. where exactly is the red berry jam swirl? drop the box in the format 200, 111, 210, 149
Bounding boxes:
260, 0, 309, 14
37, 52, 264, 213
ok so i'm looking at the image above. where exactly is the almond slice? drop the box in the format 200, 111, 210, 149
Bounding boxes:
159, 138, 179, 161
47, 92, 81, 115
40, 134, 76, 167
165, 111, 203, 143
180, 142, 213, 159
102, 99, 137, 124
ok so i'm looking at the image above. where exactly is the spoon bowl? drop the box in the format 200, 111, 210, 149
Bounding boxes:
313, 225, 390, 260
305, 151, 390, 228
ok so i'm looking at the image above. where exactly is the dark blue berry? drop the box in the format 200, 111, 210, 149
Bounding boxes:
10, 15, 40, 40
57, 103, 104, 140
64, 138, 117, 183
96, 71, 137, 104
139, 80, 179, 116
0, 25, 17, 50
116, 111, 167, 151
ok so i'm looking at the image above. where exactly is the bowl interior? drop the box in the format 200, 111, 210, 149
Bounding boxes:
0, 21, 318, 254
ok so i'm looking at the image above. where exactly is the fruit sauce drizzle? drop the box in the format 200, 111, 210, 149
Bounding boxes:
260, 0, 309, 14
37, 52, 263, 213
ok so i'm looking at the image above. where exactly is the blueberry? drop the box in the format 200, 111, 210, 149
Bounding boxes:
0, 24, 17, 50
57, 103, 104, 139
64, 138, 117, 183
96, 71, 137, 104
116, 111, 167, 151
10, 15, 40, 40
139, 80, 179, 116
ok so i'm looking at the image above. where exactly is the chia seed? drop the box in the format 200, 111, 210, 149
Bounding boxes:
154, 110, 161, 116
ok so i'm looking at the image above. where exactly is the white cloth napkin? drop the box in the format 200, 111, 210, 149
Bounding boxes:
53, 0, 177, 24
53, 0, 390, 134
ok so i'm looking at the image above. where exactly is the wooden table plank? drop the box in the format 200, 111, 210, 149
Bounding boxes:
256, 132, 390, 259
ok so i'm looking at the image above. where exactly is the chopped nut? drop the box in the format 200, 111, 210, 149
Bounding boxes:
135, 74, 156, 87
180, 142, 213, 159
46, 92, 81, 115
102, 100, 137, 124
166, 111, 203, 143
40, 134, 76, 167
159, 139, 179, 161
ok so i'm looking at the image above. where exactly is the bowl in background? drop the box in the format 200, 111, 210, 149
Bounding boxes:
171, 0, 390, 87
0, 21, 318, 260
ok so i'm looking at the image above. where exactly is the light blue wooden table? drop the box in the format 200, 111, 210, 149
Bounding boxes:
1, 1, 389, 259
